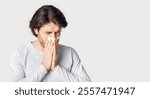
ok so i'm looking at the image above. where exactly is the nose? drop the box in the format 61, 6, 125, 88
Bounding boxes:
48, 32, 59, 41
50, 32, 56, 38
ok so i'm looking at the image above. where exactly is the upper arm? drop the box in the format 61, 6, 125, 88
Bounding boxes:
9, 48, 25, 81
70, 48, 90, 81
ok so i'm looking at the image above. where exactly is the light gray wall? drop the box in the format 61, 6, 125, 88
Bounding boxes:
0, 0, 150, 81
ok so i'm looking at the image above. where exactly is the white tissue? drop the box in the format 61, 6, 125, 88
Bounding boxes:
48, 36, 60, 41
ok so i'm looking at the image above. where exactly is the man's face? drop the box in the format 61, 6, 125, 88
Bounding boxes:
34, 22, 61, 47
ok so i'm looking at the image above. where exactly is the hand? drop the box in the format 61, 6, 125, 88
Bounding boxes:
41, 39, 58, 71
51, 40, 58, 70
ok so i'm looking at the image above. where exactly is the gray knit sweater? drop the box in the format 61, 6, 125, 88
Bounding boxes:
9, 42, 91, 82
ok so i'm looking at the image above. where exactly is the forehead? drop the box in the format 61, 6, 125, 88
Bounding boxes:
40, 22, 61, 31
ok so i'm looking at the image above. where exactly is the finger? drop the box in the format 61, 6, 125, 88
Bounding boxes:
55, 41, 58, 54
51, 47, 55, 69
47, 39, 51, 48
52, 42, 57, 69
51, 42, 58, 69
53, 41, 57, 60
50, 45, 54, 55
48, 40, 53, 50
49, 46, 54, 67
45, 39, 49, 48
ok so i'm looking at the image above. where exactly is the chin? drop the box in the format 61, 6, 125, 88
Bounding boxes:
43, 44, 45, 48
40, 43, 45, 48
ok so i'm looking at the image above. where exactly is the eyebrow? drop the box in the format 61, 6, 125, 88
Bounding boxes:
46, 30, 61, 33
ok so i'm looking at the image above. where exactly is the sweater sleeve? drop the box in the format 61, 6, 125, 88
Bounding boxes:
9, 48, 47, 82
50, 48, 91, 82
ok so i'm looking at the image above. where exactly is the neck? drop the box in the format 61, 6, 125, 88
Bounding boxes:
32, 39, 44, 52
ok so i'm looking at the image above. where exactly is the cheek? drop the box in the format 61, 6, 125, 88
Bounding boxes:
39, 32, 48, 40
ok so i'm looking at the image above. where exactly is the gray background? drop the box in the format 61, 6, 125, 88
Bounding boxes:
0, 0, 150, 81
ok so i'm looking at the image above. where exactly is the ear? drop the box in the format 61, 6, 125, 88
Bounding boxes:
34, 29, 38, 35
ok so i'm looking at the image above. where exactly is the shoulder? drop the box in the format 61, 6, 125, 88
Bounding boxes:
9, 42, 31, 67
58, 44, 72, 50
11, 42, 31, 57
58, 44, 75, 53
58, 44, 79, 57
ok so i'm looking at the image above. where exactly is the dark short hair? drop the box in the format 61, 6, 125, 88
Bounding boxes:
29, 5, 68, 37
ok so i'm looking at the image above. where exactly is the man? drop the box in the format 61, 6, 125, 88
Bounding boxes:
9, 5, 91, 82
